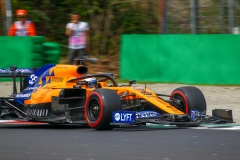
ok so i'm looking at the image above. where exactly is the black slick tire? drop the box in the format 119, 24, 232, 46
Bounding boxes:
171, 86, 206, 115
84, 89, 122, 130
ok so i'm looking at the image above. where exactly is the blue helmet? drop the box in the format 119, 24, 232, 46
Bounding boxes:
84, 77, 97, 88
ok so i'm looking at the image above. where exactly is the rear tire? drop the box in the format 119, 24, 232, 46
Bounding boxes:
171, 86, 206, 115
84, 89, 122, 130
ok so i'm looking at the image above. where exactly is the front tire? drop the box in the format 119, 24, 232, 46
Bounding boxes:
171, 86, 206, 115
84, 89, 122, 130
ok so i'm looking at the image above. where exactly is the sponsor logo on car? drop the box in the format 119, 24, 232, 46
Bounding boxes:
29, 74, 38, 85
0, 68, 34, 74
112, 111, 135, 123
16, 94, 31, 98
27, 87, 38, 90
51, 77, 64, 82
191, 110, 206, 121
136, 111, 160, 119
27, 109, 49, 117
0, 69, 7, 73
15, 69, 34, 73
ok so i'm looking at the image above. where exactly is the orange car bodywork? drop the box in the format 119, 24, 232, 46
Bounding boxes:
110, 87, 184, 114
24, 64, 88, 105
24, 64, 184, 115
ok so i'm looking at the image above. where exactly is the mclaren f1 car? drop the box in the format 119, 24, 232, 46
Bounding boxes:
0, 59, 234, 130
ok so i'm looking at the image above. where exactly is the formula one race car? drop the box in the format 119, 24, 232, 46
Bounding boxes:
0, 59, 234, 130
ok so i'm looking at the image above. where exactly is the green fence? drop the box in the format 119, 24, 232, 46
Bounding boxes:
0, 36, 61, 69
120, 34, 240, 85
0, 36, 34, 68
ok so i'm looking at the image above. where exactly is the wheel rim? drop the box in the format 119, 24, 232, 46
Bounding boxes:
173, 94, 186, 112
88, 99, 100, 121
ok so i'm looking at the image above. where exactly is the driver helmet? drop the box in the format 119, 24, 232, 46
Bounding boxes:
84, 77, 97, 88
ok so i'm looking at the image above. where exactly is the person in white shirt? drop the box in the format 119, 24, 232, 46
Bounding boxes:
65, 13, 89, 64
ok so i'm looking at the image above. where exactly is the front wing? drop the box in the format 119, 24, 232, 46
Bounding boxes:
111, 110, 234, 127
111, 110, 202, 127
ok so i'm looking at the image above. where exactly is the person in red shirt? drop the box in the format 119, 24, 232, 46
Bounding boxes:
8, 9, 36, 36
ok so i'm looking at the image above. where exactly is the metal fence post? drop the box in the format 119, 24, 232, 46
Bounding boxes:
228, 0, 234, 33
5, 0, 12, 35
191, 0, 199, 34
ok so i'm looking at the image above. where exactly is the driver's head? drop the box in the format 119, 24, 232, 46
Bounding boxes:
84, 77, 97, 88
16, 9, 27, 21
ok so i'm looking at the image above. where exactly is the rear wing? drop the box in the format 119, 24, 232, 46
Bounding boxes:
0, 67, 36, 78
0, 66, 39, 95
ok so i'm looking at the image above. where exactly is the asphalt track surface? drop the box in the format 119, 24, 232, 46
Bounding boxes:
0, 82, 240, 160
0, 123, 240, 160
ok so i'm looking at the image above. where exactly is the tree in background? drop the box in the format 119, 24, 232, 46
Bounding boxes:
8, 0, 159, 58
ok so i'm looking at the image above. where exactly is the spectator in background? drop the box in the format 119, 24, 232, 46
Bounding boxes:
8, 9, 36, 36
65, 13, 89, 64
